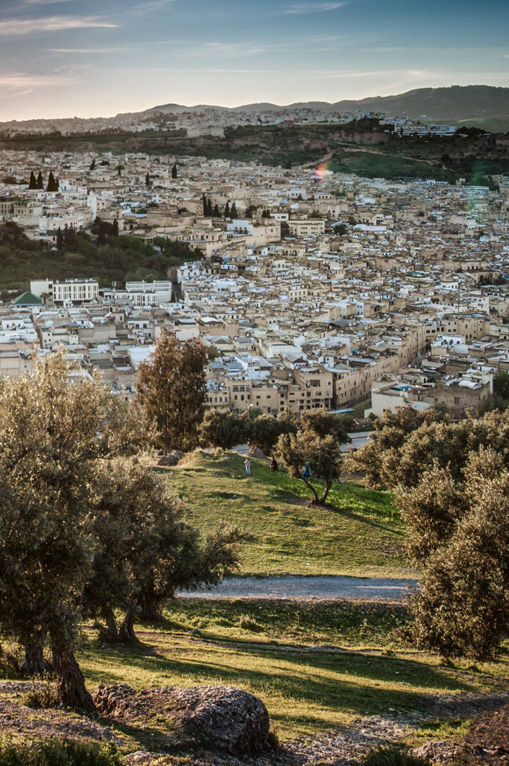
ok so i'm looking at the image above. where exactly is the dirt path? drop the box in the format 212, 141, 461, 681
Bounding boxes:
179, 575, 417, 601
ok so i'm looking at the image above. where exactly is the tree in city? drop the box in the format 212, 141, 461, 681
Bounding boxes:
136, 331, 208, 452
90, 158, 96, 171
224, 201, 231, 218
112, 219, 119, 237
479, 370, 509, 413
397, 448, 509, 660
28, 171, 37, 190
0, 353, 146, 709
145, 172, 151, 187
276, 431, 344, 505
171, 162, 178, 179
348, 406, 447, 489
300, 408, 350, 443
246, 411, 298, 456
199, 409, 247, 451
46, 171, 59, 192
212, 204, 220, 218
36, 171, 43, 189
56, 227, 64, 250
230, 202, 238, 218
275, 409, 349, 504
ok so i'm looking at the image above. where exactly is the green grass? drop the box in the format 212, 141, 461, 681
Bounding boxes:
76, 600, 509, 741
161, 598, 408, 648
164, 451, 409, 577
329, 152, 456, 182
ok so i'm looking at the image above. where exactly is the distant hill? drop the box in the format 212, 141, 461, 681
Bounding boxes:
330, 85, 509, 125
147, 85, 509, 130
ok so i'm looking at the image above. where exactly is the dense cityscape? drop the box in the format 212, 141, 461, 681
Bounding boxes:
0, 148, 507, 420
0, 0, 508, 763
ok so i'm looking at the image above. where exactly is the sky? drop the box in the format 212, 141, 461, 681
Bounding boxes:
0, 0, 508, 121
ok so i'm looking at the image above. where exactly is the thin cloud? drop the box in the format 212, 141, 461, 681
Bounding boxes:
0, 16, 118, 36
130, 0, 177, 14
283, 2, 347, 14
48, 47, 129, 53
21, 0, 77, 5
0, 73, 75, 89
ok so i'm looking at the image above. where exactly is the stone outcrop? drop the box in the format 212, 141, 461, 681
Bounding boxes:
93, 684, 270, 756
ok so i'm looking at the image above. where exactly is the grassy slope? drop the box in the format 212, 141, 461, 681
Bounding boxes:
78, 600, 509, 741
2, 451, 506, 747
163, 451, 409, 577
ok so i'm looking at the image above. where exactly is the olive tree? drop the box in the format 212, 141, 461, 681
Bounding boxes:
0, 353, 146, 709
276, 431, 343, 505
397, 448, 509, 660
84, 457, 242, 643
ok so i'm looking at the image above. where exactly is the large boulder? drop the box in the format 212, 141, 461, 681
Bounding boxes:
93, 684, 270, 756
167, 685, 270, 755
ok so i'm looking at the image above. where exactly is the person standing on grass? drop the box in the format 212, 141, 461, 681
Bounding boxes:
244, 457, 251, 476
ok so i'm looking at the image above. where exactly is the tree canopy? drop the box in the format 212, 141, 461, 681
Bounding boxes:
276, 409, 349, 504
0, 222, 203, 291
137, 331, 208, 452
0, 352, 240, 710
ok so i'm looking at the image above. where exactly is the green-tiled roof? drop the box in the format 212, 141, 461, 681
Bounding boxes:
14, 291, 42, 306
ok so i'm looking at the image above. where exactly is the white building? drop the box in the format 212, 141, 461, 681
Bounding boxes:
30, 278, 99, 305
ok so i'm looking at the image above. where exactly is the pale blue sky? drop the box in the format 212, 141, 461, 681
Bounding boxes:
0, 0, 507, 120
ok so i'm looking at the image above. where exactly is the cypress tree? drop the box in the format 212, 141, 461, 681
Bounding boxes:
224, 202, 230, 218
212, 204, 220, 218
28, 171, 37, 190
46, 172, 58, 192
36, 171, 43, 189
97, 223, 107, 246
171, 163, 178, 179
56, 227, 64, 250
230, 202, 238, 219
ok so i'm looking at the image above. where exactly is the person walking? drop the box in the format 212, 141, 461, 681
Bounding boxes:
244, 457, 251, 476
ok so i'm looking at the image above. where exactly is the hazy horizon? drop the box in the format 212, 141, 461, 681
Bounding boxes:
0, 0, 508, 122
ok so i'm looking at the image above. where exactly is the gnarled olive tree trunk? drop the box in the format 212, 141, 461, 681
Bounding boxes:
98, 607, 120, 643
21, 631, 47, 676
118, 606, 137, 643
50, 634, 95, 711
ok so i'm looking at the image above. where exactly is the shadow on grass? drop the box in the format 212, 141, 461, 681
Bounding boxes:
81, 632, 476, 723
96, 715, 171, 752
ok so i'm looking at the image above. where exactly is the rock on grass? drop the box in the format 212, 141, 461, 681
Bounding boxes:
93, 684, 270, 756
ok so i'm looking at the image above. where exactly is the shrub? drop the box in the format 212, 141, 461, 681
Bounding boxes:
238, 615, 264, 632
0, 739, 122, 765
22, 681, 59, 709
363, 747, 431, 766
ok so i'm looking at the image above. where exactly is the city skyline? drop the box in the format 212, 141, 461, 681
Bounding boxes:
0, 0, 508, 121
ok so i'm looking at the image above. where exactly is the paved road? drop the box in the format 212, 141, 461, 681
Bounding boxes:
342, 431, 373, 452
232, 432, 374, 457
179, 575, 417, 601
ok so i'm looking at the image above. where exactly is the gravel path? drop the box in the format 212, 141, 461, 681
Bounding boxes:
180, 575, 417, 601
